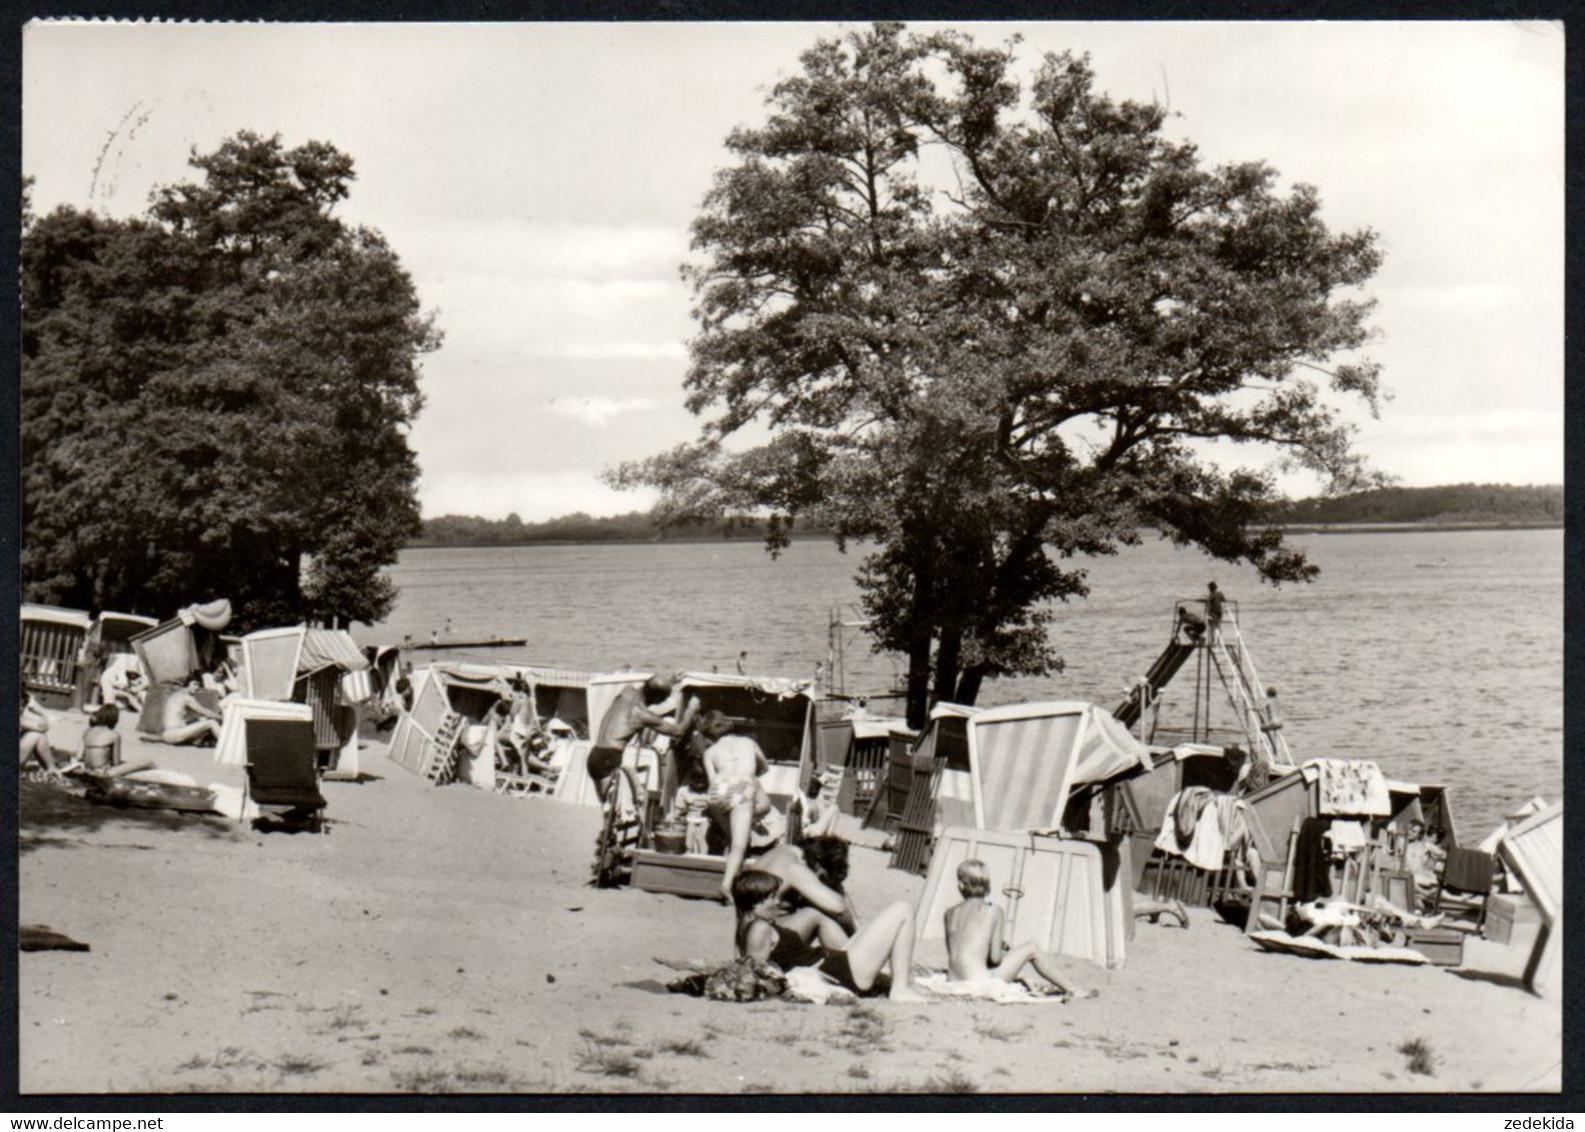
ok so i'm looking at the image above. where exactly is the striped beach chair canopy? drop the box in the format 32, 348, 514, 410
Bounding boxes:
300, 628, 369, 673
240, 627, 306, 701
966, 701, 1152, 833
1500, 801, 1562, 925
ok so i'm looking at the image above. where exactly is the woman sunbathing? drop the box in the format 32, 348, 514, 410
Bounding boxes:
78, 705, 124, 772
731, 868, 925, 1002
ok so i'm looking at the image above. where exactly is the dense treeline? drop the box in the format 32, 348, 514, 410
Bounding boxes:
1275, 484, 1562, 526
23, 133, 437, 629
415, 483, 1562, 548
411, 510, 807, 547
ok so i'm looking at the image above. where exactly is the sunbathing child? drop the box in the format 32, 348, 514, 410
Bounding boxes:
944, 859, 1095, 997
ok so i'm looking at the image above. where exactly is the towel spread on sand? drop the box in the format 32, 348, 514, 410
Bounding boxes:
207, 784, 259, 822
1249, 930, 1428, 965
914, 973, 1070, 1004
781, 967, 858, 1005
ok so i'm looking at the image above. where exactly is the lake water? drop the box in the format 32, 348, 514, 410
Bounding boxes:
360, 529, 1563, 837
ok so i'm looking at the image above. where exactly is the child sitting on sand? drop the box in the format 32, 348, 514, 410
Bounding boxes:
944, 859, 1095, 998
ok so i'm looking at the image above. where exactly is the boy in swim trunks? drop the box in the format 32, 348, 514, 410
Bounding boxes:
944, 859, 1094, 997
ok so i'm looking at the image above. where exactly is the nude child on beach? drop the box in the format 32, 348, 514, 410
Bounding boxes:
944, 859, 1095, 997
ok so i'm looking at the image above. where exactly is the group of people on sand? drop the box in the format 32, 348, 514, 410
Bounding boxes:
588, 670, 1097, 1003
20, 683, 159, 783
19, 659, 236, 782
592, 672, 796, 901
728, 840, 1094, 1002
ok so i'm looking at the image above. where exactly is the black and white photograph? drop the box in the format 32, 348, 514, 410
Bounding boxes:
15, 18, 1565, 1097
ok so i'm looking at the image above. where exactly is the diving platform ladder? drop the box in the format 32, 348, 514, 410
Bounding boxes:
1204, 613, 1293, 768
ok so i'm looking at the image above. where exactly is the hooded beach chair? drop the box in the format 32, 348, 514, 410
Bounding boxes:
240, 627, 306, 701
244, 717, 327, 833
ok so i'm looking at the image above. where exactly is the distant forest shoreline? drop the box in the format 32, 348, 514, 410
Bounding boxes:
412, 483, 1563, 549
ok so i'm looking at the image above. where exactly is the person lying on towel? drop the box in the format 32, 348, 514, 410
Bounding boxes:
944, 859, 1096, 998
161, 676, 222, 746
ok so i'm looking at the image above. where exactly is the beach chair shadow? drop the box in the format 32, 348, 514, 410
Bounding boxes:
245, 718, 328, 834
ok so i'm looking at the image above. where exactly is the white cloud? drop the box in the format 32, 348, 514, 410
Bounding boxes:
549, 396, 660, 427
419, 469, 656, 521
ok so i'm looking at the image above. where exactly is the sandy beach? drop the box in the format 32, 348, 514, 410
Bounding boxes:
19, 711, 1560, 1096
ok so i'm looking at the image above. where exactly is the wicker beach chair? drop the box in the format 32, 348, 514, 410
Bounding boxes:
244, 717, 327, 833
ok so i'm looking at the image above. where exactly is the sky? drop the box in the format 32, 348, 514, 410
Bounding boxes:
22, 20, 1565, 521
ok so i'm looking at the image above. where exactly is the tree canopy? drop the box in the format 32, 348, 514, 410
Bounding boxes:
22, 131, 439, 630
614, 24, 1385, 725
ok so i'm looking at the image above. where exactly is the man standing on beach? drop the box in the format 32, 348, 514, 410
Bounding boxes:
589, 674, 701, 786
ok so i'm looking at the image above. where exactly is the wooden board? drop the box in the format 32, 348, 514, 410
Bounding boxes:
1243, 770, 1316, 865
890, 755, 942, 876
1405, 928, 1466, 967
631, 850, 726, 900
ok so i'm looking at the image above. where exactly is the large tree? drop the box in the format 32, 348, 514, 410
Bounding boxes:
22, 132, 439, 629
616, 25, 1385, 726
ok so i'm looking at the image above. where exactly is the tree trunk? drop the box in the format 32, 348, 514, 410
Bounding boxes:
902, 533, 936, 730
931, 625, 963, 715
954, 664, 989, 706
904, 638, 932, 731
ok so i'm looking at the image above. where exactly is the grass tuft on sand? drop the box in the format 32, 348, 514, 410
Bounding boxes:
1399, 1037, 1436, 1077
273, 1053, 329, 1077
578, 1027, 632, 1048
391, 1066, 453, 1094
576, 1044, 644, 1080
